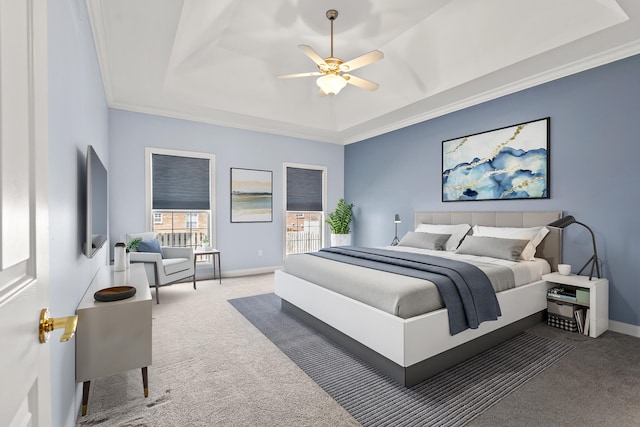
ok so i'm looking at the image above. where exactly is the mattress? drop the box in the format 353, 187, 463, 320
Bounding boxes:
283, 246, 550, 319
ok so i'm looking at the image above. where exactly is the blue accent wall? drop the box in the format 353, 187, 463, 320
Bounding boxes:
345, 54, 640, 327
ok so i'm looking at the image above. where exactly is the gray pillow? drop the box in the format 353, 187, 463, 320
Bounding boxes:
455, 235, 529, 261
137, 239, 164, 258
397, 231, 451, 251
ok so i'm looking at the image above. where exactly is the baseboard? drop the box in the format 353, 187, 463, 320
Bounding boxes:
219, 265, 282, 278
186, 265, 281, 282
608, 320, 640, 338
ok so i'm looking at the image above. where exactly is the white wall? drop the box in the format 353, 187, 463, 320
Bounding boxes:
108, 110, 345, 274
48, 1, 109, 425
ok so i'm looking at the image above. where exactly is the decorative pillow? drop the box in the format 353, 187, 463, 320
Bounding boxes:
397, 232, 451, 251
472, 225, 549, 261
456, 236, 530, 261
136, 239, 164, 258
415, 223, 471, 251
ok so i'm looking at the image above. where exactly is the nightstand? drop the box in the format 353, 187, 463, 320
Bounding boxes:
542, 272, 608, 338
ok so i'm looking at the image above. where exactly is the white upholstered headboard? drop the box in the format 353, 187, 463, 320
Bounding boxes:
413, 211, 562, 271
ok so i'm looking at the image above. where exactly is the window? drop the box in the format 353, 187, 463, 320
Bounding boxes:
185, 213, 198, 229
284, 164, 326, 256
146, 148, 215, 249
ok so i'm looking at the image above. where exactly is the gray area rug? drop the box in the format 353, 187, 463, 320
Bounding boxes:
229, 293, 574, 427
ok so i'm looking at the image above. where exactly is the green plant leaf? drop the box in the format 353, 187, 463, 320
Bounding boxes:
126, 237, 142, 250
325, 198, 354, 234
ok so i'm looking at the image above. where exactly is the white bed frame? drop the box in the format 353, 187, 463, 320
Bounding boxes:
275, 211, 562, 386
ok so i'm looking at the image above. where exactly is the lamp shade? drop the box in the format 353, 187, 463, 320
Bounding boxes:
547, 215, 576, 228
394, 214, 401, 223
317, 74, 347, 95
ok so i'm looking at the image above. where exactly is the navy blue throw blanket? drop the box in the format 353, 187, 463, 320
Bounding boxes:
311, 247, 501, 335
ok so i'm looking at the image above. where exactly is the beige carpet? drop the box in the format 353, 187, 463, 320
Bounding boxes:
76, 274, 359, 427
76, 273, 640, 427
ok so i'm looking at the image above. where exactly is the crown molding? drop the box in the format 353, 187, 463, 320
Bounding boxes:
341, 39, 640, 145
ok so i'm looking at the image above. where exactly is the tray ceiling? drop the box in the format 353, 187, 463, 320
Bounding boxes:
86, 0, 640, 144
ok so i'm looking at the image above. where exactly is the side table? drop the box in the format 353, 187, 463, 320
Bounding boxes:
76, 264, 152, 415
194, 248, 222, 284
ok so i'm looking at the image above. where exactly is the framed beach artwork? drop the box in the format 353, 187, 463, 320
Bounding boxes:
231, 168, 273, 222
442, 117, 550, 202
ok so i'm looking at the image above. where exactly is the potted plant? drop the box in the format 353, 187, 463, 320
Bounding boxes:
125, 237, 143, 269
126, 237, 142, 251
201, 235, 210, 250
326, 198, 354, 246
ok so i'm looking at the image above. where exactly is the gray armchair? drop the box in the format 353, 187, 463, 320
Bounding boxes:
126, 232, 195, 303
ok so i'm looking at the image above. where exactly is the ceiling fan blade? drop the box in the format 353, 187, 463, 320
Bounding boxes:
344, 74, 379, 91
298, 44, 327, 67
276, 72, 323, 79
340, 50, 384, 72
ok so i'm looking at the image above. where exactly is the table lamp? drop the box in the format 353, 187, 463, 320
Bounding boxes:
391, 214, 401, 246
547, 215, 601, 280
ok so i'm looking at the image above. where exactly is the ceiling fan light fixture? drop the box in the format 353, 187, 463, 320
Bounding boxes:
277, 9, 383, 96
316, 74, 347, 95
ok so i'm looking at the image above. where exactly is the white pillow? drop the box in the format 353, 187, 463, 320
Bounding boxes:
471, 225, 549, 261
415, 223, 471, 251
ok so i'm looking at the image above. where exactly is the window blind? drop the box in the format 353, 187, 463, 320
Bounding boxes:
286, 167, 323, 211
152, 154, 210, 210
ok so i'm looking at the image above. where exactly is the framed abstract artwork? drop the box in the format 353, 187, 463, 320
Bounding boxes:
230, 168, 273, 222
442, 117, 550, 202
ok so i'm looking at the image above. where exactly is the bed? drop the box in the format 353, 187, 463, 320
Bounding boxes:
274, 211, 562, 386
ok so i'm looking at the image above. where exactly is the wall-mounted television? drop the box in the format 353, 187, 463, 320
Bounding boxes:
85, 145, 108, 258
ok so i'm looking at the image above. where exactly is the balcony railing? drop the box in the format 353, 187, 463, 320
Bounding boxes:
156, 231, 208, 249
157, 231, 321, 256
286, 231, 321, 255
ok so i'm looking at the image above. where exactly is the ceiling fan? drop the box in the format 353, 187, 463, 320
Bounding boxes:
277, 9, 384, 96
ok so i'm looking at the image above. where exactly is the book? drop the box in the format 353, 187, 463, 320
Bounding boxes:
583, 308, 591, 336
548, 287, 578, 302
548, 294, 578, 302
574, 309, 584, 334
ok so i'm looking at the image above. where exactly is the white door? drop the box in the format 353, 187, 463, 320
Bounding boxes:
0, 1, 52, 426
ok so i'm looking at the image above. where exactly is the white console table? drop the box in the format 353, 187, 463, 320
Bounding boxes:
76, 264, 152, 415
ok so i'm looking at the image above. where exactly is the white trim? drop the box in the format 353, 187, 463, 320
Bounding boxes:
223, 265, 283, 278
144, 147, 216, 247
109, 102, 345, 145
282, 162, 328, 258
85, 0, 114, 106
341, 40, 640, 145
608, 320, 640, 338
101, 41, 640, 146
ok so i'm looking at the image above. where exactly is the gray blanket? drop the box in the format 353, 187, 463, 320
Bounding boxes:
312, 246, 501, 335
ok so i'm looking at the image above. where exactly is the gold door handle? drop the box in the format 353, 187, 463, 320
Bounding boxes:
39, 308, 78, 343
